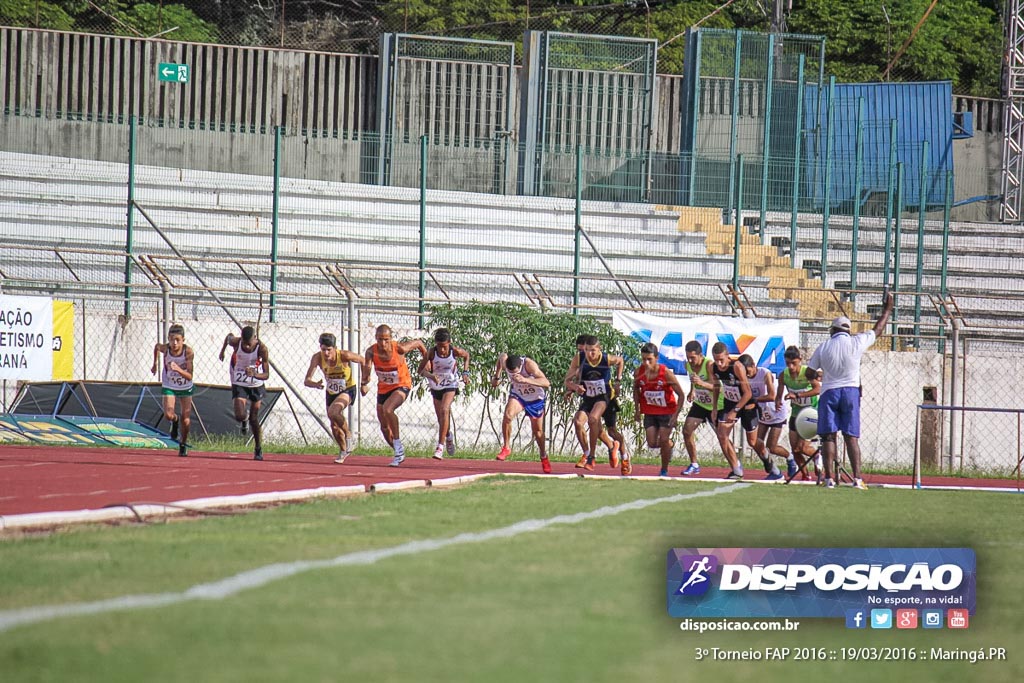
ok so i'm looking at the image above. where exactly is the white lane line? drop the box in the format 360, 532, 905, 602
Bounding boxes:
0, 483, 747, 633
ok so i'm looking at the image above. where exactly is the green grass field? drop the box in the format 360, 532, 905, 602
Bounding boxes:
1, 478, 1022, 682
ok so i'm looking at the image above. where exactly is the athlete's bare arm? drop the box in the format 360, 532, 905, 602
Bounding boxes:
517, 358, 550, 388
218, 333, 239, 362
151, 343, 166, 375
396, 339, 429, 357
304, 352, 324, 389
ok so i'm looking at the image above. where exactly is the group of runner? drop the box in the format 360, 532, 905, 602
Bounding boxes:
151, 323, 822, 479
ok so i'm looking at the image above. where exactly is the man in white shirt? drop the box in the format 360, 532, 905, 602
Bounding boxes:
807, 292, 894, 489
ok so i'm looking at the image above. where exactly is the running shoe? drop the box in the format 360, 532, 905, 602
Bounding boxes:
169, 417, 179, 442
253, 447, 263, 461
621, 457, 632, 476
541, 457, 552, 474
765, 470, 783, 481
496, 445, 511, 461
825, 478, 836, 489
334, 451, 348, 464
432, 444, 445, 460
609, 441, 620, 469
583, 458, 595, 472
575, 454, 588, 468
659, 469, 669, 477
681, 463, 701, 476
725, 471, 744, 481
853, 478, 868, 490
389, 453, 406, 467
445, 432, 456, 456
178, 443, 188, 457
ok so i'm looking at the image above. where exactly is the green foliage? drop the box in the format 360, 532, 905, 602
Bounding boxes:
787, 0, 1002, 97
423, 301, 639, 446
0, 0, 75, 30
116, 4, 219, 43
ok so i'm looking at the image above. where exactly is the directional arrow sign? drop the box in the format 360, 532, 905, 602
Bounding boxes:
158, 62, 189, 83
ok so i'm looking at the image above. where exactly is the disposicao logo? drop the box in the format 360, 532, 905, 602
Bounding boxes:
666, 548, 976, 618
676, 555, 718, 596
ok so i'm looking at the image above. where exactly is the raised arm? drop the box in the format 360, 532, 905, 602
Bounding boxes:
521, 358, 550, 388
491, 353, 508, 387
218, 333, 237, 362
418, 347, 435, 380
873, 291, 895, 337
397, 338, 429, 356
151, 342, 164, 375
253, 344, 270, 381
304, 352, 323, 389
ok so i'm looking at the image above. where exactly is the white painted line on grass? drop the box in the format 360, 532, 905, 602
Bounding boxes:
0, 482, 748, 633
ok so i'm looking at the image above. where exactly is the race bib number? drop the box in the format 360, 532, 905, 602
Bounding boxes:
644, 390, 668, 408
693, 388, 713, 405
722, 384, 741, 402
170, 375, 187, 387
376, 369, 399, 385
326, 377, 347, 394
792, 394, 812, 406
435, 373, 458, 388
583, 379, 606, 397
759, 402, 777, 421
233, 368, 257, 385
515, 383, 538, 397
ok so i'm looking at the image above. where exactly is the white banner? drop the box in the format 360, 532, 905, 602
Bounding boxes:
0, 295, 54, 381
612, 311, 800, 391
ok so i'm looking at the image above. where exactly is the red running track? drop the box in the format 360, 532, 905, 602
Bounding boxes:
0, 444, 1019, 517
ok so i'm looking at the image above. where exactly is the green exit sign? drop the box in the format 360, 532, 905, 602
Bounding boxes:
158, 62, 189, 83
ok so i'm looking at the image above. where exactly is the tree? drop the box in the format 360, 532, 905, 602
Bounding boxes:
422, 301, 637, 453
786, 0, 1001, 97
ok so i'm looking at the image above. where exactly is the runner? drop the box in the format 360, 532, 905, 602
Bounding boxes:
739, 354, 783, 480
710, 342, 748, 480
303, 332, 365, 464
680, 340, 722, 477
633, 342, 684, 478
151, 323, 194, 457
776, 346, 822, 482
418, 328, 471, 460
491, 353, 551, 473
361, 324, 428, 467
563, 334, 620, 468
219, 325, 269, 461
564, 335, 624, 472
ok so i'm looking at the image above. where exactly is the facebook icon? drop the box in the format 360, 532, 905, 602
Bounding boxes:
845, 609, 867, 629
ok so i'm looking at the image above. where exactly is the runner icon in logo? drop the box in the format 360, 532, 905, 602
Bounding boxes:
677, 555, 717, 596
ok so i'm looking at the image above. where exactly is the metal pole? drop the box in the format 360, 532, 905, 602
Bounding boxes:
941, 171, 953, 296
789, 55, 805, 269
124, 115, 137, 318
419, 134, 428, 328
914, 140, 928, 344
820, 76, 835, 282
949, 318, 960, 471
759, 33, 775, 242
851, 97, 865, 301
727, 31, 743, 213
270, 125, 282, 323
347, 288, 358, 446
687, 30, 703, 204
161, 281, 170, 336
733, 154, 745, 289
891, 162, 904, 351
883, 118, 898, 289
573, 143, 583, 315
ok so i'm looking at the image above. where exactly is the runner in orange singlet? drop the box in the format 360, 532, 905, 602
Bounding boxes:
361, 324, 427, 467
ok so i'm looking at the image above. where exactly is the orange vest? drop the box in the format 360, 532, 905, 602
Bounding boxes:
374, 343, 412, 393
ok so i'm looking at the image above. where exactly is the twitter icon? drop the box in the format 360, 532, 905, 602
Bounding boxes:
870, 609, 893, 629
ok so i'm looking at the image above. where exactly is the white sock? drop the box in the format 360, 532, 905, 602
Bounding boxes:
393, 438, 404, 454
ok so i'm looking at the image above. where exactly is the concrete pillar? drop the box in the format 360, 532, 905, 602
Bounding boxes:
920, 385, 939, 469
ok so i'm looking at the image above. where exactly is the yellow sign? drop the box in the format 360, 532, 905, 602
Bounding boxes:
52, 300, 74, 380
